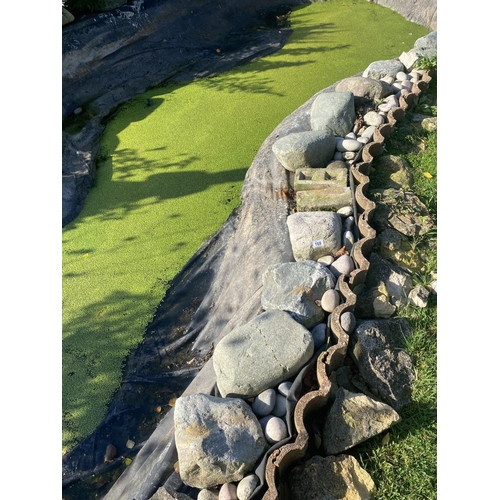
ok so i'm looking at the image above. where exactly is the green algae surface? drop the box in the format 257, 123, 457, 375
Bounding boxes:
62, 0, 428, 453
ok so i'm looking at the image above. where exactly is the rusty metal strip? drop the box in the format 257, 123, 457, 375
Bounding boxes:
261, 69, 434, 499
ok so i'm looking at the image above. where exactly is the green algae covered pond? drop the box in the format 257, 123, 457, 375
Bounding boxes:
62, 0, 428, 453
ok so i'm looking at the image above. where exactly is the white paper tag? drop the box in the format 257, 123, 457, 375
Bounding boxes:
312, 239, 325, 249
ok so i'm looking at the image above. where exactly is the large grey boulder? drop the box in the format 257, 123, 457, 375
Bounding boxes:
414, 30, 437, 57
213, 310, 314, 397
310, 92, 356, 137
362, 59, 406, 80
174, 394, 267, 489
287, 211, 343, 261
261, 260, 335, 328
334, 76, 393, 101
287, 454, 376, 500
350, 318, 415, 411
323, 388, 400, 455
272, 130, 336, 171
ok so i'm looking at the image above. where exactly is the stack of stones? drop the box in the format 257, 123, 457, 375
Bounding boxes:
172, 31, 436, 500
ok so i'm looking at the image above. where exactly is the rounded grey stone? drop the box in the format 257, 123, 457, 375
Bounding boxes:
272, 394, 287, 417
262, 416, 288, 444
342, 216, 354, 233
337, 206, 354, 217
357, 136, 369, 145
236, 475, 259, 500
340, 312, 356, 334
345, 132, 357, 140
362, 59, 405, 80
396, 71, 408, 81
278, 381, 293, 397
402, 80, 413, 91
330, 255, 355, 278
336, 138, 362, 152
310, 91, 356, 137
252, 389, 276, 417
333, 151, 344, 161
198, 490, 219, 500
310, 322, 327, 350
361, 125, 376, 140
219, 483, 237, 500
343, 230, 355, 252
321, 289, 340, 313
363, 111, 384, 127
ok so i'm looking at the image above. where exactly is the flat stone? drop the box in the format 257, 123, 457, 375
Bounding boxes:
174, 394, 267, 489
296, 186, 352, 212
323, 388, 400, 455
272, 130, 336, 172
399, 50, 420, 71
213, 310, 314, 397
287, 211, 343, 261
310, 91, 356, 137
287, 454, 376, 500
261, 260, 335, 328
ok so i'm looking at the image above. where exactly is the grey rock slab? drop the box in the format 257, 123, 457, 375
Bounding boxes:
350, 318, 415, 411
272, 130, 336, 172
261, 260, 335, 328
213, 310, 314, 397
174, 394, 267, 489
310, 91, 356, 137
287, 211, 343, 261
236, 475, 259, 500
362, 59, 406, 80
334, 76, 393, 101
323, 388, 400, 455
287, 454, 376, 500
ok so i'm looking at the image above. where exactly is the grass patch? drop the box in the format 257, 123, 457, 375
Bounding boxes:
62, 0, 429, 454
353, 78, 437, 498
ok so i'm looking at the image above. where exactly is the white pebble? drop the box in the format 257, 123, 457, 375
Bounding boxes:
380, 75, 394, 85
263, 416, 288, 444
337, 206, 353, 216
330, 255, 355, 278
396, 71, 409, 81
237, 475, 259, 500
317, 255, 334, 266
219, 483, 237, 500
343, 230, 355, 252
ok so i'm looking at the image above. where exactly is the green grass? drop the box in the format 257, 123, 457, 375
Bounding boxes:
353, 79, 437, 498
62, 0, 429, 454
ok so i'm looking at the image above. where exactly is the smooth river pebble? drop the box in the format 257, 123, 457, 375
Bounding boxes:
272, 394, 287, 417
262, 416, 288, 444
321, 289, 340, 313
252, 388, 276, 417
278, 381, 292, 397
330, 255, 355, 278
237, 475, 259, 500
219, 483, 237, 500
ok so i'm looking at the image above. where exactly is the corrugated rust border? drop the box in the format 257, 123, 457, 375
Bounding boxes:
262, 69, 435, 499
